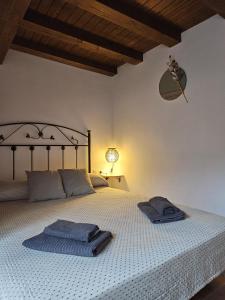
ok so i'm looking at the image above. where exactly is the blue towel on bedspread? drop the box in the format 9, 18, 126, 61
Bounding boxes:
138, 198, 186, 224
23, 230, 112, 257
44, 220, 99, 242
149, 197, 180, 216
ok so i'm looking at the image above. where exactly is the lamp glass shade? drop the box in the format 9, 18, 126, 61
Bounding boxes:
105, 148, 119, 163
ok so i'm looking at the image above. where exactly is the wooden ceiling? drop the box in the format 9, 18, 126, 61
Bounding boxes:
0, 0, 224, 76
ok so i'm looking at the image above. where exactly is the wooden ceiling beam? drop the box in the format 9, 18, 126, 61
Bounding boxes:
201, 0, 225, 18
69, 0, 181, 47
20, 9, 142, 65
11, 36, 117, 76
0, 0, 31, 64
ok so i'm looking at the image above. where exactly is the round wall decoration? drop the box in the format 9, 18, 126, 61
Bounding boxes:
159, 68, 187, 101
159, 56, 188, 103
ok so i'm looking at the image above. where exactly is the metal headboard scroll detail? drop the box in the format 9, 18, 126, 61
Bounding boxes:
0, 122, 91, 180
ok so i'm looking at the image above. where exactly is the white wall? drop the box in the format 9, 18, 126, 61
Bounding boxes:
1, 16, 224, 216
113, 16, 225, 216
0, 50, 113, 179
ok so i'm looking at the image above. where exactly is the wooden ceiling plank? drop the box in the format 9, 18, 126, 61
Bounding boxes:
20, 9, 143, 64
201, 0, 225, 18
65, 6, 86, 25
11, 36, 117, 76
83, 14, 103, 33
154, 0, 184, 16
36, 0, 54, 15
57, 3, 76, 23
47, 1, 65, 18
141, 0, 171, 15
0, 0, 31, 64
29, 0, 41, 10
68, 0, 181, 46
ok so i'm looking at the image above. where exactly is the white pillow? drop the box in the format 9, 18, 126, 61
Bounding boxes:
0, 180, 28, 201
89, 174, 109, 187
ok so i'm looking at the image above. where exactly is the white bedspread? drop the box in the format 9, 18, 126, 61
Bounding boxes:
1, 187, 225, 300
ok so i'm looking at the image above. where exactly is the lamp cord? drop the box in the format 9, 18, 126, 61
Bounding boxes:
111, 162, 114, 173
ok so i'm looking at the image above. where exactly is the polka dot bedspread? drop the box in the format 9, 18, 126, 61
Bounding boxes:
1, 187, 225, 300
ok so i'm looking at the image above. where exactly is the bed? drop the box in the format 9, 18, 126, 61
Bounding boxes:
1, 122, 225, 299
1, 186, 225, 300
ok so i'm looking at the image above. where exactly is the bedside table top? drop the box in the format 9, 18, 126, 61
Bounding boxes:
102, 175, 123, 178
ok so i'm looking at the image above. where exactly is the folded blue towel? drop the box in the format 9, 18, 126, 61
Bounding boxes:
23, 230, 112, 257
138, 202, 186, 224
149, 196, 180, 216
44, 220, 99, 242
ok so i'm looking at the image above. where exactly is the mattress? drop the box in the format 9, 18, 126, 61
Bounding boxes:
1, 187, 225, 300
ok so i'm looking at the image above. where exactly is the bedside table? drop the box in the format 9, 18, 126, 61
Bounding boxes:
102, 175, 122, 182
102, 175, 123, 189
101, 174, 127, 190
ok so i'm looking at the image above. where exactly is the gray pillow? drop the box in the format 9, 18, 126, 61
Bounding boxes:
89, 173, 109, 187
0, 180, 28, 201
26, 171, 66, 202
58, 169, 95, 197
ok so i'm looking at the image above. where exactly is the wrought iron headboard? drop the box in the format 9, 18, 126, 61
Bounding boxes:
0, 122, 91, 180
